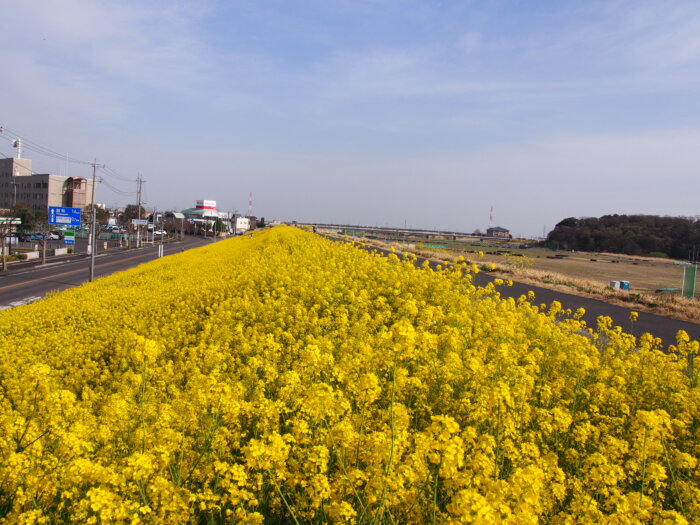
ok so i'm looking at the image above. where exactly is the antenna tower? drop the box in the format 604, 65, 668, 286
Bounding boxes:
247, 192, 253, 217
12, 138, 22, 159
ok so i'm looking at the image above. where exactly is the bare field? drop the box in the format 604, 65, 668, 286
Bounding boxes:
482, 251, 683, 292
404, 240, 684, 293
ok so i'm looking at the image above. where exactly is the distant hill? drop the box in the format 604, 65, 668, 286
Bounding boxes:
546, 214, 699, 259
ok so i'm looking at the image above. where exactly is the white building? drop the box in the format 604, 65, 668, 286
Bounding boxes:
180, 200, 229, 235
234, 216, 250, 234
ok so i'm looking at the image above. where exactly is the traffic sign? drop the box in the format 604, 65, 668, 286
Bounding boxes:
0, 217, 21, 225
49, 206, 81, 226
132, 219, 148, 226
64, 231, 75, 245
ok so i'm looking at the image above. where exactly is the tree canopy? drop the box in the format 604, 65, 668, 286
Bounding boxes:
120, 205, 146, 224
84, 204, 110, 225
546, 214, 699, 259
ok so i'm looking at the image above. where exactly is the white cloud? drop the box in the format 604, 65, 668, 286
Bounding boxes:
0, 0, 214, 120
521, 1, 700, 78
625, 4, 700, 69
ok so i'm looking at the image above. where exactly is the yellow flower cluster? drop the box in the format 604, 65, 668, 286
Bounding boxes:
0, 226, 698, 523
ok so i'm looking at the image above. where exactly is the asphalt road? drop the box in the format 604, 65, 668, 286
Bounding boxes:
470, 272, 700, 346
0, 235, 211, 309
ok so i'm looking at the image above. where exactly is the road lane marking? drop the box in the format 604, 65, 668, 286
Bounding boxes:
0, 296, 42, 310
0, 240, 202, 294
39, 261, 68, 268
0, 251, 161, 292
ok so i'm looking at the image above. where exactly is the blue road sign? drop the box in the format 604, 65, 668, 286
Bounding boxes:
48, 206, 81, 226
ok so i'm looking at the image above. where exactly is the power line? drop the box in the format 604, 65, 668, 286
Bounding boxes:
0, 126, 93, 165
0, 128, 90, 166
1, 124, 143, 202
0, 124, 161, 212
100, 178, 137, 197
0, 146, 44, 176
100, 165, 137, 183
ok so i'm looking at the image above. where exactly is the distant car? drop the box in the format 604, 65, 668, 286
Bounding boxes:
153, 230, 167, 236
45, 232, 61, 240
50, 230, 65, 239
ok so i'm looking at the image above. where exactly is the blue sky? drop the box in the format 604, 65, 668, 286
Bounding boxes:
1, 0, 699, 236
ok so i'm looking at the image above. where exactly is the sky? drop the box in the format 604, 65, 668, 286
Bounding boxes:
1, 0, 699, 238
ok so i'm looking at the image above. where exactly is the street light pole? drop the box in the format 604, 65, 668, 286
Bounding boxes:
88, 159, 104, 282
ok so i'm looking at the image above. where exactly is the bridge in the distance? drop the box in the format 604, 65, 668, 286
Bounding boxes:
287, 222, 507, 242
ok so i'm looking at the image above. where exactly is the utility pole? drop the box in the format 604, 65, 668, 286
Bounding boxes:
156, 208, 164, 257
136, 174, 144, 248
88, 160, 104, 282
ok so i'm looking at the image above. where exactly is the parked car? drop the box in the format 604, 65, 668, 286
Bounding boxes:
153, 230, 167, 236
45, 232, 61, 240
17, 232, 42, 241
50, 230, 65, 239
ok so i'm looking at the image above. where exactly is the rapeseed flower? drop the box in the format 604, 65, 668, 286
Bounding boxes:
0, 226, 697, 523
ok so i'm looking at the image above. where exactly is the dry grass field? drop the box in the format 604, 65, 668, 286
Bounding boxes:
483, 250, 684, 293
387, 237, 685, 293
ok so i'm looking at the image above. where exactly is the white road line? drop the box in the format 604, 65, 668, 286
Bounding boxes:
0, 296, 42, 310
40, 261, 68, 268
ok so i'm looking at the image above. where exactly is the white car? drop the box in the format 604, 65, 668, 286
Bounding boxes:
153, 230, 167, 236
45, 232, 61, 240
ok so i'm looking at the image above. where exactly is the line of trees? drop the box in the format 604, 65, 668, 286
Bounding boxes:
546, 214, 700, 259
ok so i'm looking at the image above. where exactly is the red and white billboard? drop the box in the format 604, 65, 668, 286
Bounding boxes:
196, 200, 216, 209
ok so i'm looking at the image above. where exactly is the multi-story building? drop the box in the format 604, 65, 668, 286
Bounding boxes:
0, 157, 94, 213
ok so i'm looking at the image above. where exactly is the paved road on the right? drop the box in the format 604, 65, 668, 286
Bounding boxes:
472, 273, 699, 347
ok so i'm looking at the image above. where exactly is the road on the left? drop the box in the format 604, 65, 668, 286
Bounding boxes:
0, 235, 211, 310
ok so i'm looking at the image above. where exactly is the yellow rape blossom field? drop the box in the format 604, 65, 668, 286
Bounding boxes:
0, 226, 698, 524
